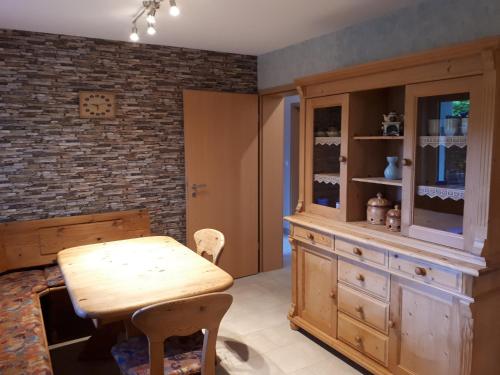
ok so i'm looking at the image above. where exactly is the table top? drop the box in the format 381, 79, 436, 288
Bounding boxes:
58, 236, 234, 321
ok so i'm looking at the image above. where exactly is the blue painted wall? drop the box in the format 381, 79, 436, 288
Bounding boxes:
258, 0, 500, 89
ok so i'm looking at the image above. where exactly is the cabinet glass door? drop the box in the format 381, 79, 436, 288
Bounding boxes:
305, 94, 348, 219
403, 77, 479, 249
414, 93, 468, 235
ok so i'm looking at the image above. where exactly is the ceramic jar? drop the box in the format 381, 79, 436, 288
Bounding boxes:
384, 156, 401, 180
367, 193, 392, 225
386, 205, 401, 232
383, 112, 400, 122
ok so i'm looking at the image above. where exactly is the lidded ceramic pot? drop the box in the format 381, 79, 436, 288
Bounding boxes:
386, 205, 401, 232
367, 193, 392, 225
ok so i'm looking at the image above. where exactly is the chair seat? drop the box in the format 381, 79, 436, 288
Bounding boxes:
111, 333, 204, 375
43, 265, 65, 288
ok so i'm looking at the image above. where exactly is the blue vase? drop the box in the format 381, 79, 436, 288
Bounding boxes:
384, 156, 401, 180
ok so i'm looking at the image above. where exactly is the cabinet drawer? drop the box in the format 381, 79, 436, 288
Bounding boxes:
389, 253, 461, 292
338, 284, 389, 333
293, 226, 333, 248
338, 313, 389, 366
338, 259, 390, 300
335, 238, 387, 266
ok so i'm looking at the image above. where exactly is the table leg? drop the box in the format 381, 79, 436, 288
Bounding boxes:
124, 318, 143, 339
78, 321, 124, 360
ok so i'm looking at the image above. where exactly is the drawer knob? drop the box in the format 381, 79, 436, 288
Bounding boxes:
354, 305, 363, 313
415, 267, 427, 276
388, 320, 395, 329
356, 274, 365, 282
354, 335, 363, 345
402, 158, 412, 166
329, 290, 336, 299
338, 155, 347, 163
353, 247, 363, 256
307, 233, 315, 241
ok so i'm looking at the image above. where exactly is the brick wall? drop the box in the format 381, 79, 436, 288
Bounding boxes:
0, 29, 257, 241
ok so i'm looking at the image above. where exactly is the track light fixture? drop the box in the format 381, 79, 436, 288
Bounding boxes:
129, 0, 181, 43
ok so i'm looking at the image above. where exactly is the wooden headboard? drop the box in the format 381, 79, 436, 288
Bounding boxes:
0, 209, 150, 273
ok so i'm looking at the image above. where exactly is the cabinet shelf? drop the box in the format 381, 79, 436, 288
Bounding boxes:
417, 185, 464, 201
353, 136, 404, 140
314, 137, 341, 146
314, 173, 341, 185
352, 177, 402, 187
419, 136, 467, 148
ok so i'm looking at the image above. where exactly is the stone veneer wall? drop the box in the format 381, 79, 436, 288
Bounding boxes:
0, 29, 257, 241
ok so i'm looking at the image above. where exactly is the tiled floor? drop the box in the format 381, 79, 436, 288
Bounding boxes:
51, 255, 366, 375
215, 260, 364, 374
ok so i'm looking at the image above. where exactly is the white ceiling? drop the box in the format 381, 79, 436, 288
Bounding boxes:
0, 0, 417, 55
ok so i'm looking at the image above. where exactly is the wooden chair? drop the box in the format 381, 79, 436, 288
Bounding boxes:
111, 293, 232, 375
194, 229, 225, 265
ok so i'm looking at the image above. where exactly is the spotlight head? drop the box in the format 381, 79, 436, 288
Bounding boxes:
147, 23, 156, 35
169, 0, 180, 16
130, 25, 139, 42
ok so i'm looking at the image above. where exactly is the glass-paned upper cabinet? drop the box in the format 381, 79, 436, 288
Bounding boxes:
402, 77, 480, 249
305, 94, 348, 220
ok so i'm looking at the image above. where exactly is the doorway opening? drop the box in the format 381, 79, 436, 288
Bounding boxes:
259, 91, 299, 272
282, 95, 300, 267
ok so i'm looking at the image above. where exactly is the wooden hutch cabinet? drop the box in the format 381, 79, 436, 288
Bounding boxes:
286, 37, 500, 375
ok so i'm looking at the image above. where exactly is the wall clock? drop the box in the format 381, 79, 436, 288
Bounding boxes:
79, 92, 116, 118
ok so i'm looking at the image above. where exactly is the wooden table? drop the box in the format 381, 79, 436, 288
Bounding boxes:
58, 236, 234, 323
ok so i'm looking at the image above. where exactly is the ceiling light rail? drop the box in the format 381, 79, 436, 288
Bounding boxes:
130, 0, 180, 42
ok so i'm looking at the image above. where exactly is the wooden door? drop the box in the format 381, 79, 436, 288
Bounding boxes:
297, 244, 337, 338
304, 94, 349, 220
389, 276, 462, 375
184, 90, 258, 278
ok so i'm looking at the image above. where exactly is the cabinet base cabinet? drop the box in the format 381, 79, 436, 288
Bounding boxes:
289, 223, 500, 375
388, 277, 462, 375
296, 244, 337, 339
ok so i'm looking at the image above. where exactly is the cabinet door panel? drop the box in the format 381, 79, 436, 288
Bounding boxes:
297, 244, 337, 338
401, 76, 481, 250
389, 277, 461, 375
304, 94, 349, 220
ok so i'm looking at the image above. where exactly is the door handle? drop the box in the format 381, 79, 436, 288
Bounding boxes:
191, 184, 207, 197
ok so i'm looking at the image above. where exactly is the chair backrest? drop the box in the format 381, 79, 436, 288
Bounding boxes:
193, 229, 225, 265
132, 293, 233, 375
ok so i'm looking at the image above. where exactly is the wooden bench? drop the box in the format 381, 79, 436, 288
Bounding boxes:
0, 210, 151, 374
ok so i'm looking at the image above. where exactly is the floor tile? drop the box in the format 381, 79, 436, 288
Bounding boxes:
264, 341, 333, 373
287, 357, 363, 375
